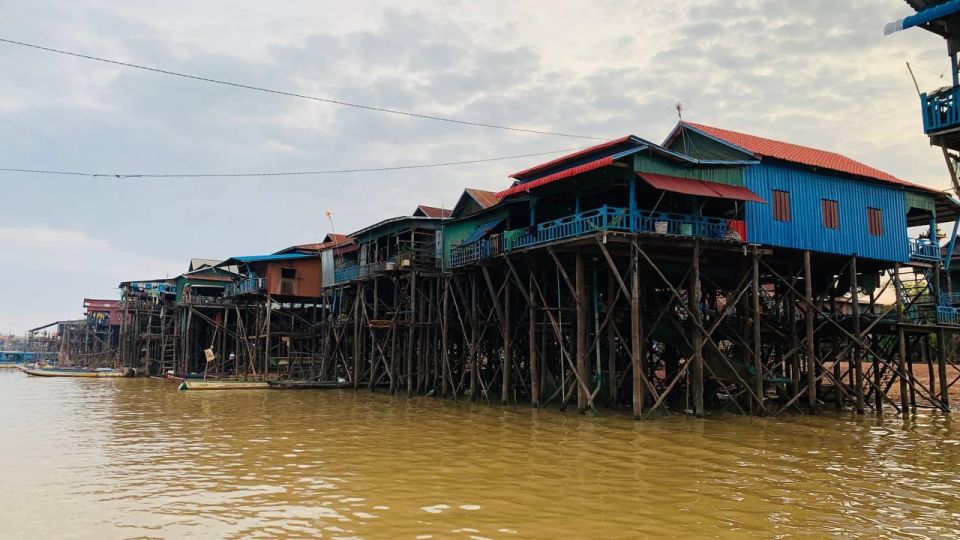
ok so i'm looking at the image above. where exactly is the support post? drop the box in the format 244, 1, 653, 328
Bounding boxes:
752, 246, 764, 413
850, 257, 865, 414
576, 251, 588, 414
630, 246, 643, 419
607, 271, 618, 405
804, 251, 817, 413
894, 263, 910, 414
501, 277, 511, 405
689, 239, 704, 416
529, 269, 540, 408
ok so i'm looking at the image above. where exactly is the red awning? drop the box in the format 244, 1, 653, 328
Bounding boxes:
496, 156, 614, 198
638, 173, 766, 203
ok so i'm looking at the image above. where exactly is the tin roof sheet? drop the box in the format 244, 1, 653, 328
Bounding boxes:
676, 122, 934, 192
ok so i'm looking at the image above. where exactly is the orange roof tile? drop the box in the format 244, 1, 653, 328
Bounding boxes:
684, 122, 933, 191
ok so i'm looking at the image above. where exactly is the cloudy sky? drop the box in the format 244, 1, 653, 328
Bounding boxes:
0, 0, 950, 333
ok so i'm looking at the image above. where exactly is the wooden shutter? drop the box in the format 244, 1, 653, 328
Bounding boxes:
867, 208, 883, 236
821, 199, 839, 229
772, 190, 790, 222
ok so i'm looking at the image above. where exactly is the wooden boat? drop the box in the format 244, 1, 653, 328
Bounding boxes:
267, 379, 351, 390
178, 379, 271, 390
19, 366, 127, 378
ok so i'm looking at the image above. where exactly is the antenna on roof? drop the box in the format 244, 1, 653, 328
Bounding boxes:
325, 211, 344, 263
670, 100, 696, 155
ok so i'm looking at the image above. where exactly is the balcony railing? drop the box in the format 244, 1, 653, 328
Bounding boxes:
937, 305, 960, 326
334, 261, 394, 284
223, 277, 266, 297
921, 87, 960, 134
908, 238, 941, 262
179, 294, 231, 305
449, 235, 503, 268
501, 206, 742, 253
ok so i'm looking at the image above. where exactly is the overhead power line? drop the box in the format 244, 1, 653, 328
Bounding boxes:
0, 147, 587, 179
0, 37, 609, 141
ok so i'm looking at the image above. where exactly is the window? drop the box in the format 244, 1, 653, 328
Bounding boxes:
867, 207, 883, 236
772, 190, 791, 222
281, 267, 296, 279
821, 199, 839, 229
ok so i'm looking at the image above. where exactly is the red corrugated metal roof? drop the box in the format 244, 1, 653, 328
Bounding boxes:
639, 173, 766, 203
497, 156, 614, 198
683, 122, 932, 191
510, 136, 633, 179
415, 205, 453, 218
464, 188, 502, 209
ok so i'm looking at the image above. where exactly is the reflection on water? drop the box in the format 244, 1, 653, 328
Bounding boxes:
1, 372, 958, 538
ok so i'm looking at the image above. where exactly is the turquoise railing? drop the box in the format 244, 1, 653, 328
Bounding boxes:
224, 276, 265, 297
450, 239, 491, 268
334, 262, 391, 284
334, 265, 361, 283
937, 305, 960, 325
908, 238, 941, 261
449, 235, 504, 268
502, 206, 739, 252
921, 87, 960, 134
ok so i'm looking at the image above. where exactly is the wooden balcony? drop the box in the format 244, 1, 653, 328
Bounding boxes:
908, 237, 941, 262
223, 277, 266, 297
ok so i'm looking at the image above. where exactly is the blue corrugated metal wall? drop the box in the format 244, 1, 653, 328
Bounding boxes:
744, 163, 909, 262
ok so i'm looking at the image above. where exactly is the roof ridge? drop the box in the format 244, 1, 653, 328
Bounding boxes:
683, 121, 933, 191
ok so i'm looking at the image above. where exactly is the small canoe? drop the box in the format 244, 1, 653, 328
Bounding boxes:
178, 379, 271, 391
267, 380, 351, 390
20, 366, 127, 378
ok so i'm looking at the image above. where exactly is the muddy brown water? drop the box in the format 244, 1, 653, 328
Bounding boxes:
1, 372, 958, 538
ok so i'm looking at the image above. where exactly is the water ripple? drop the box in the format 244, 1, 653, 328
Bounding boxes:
0, 372, 958, 538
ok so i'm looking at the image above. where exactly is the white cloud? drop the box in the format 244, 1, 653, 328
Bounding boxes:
0, 0, 955, 332
0, 227, 183, 333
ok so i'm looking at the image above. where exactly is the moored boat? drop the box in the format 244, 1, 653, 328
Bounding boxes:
267, 379, 350, 390
177, 379, 271, 390
19, 366, 128, 378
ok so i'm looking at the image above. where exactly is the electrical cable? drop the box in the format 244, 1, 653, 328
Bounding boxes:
0, 37, 609, 141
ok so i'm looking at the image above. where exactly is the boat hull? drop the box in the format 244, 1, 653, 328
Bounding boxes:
267, 380, 350, 390
19, 366, 126, 378
178, 379, 271, 390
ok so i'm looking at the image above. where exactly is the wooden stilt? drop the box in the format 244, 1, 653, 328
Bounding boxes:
502, 277, 511, 405
850, 257, 865, 414
576, 251, 588, 414
690, 239, 704, 417
752, 246, 764, 413
803, 251, 817, 413
529, 269, 540, 408
631, 246, 643, 419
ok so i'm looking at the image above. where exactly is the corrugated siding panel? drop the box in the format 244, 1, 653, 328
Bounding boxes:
666, 129, 755, 161
744, 163, 909, 262
321, 250, 335, 288
634, 154, 744, 186
905, 190, 936, 212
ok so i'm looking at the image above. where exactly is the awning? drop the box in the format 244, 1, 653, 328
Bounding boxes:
462, 217, 505, 244
638, 173, 767, 203
884, 0, 960, 35
496, 156, 614, 198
